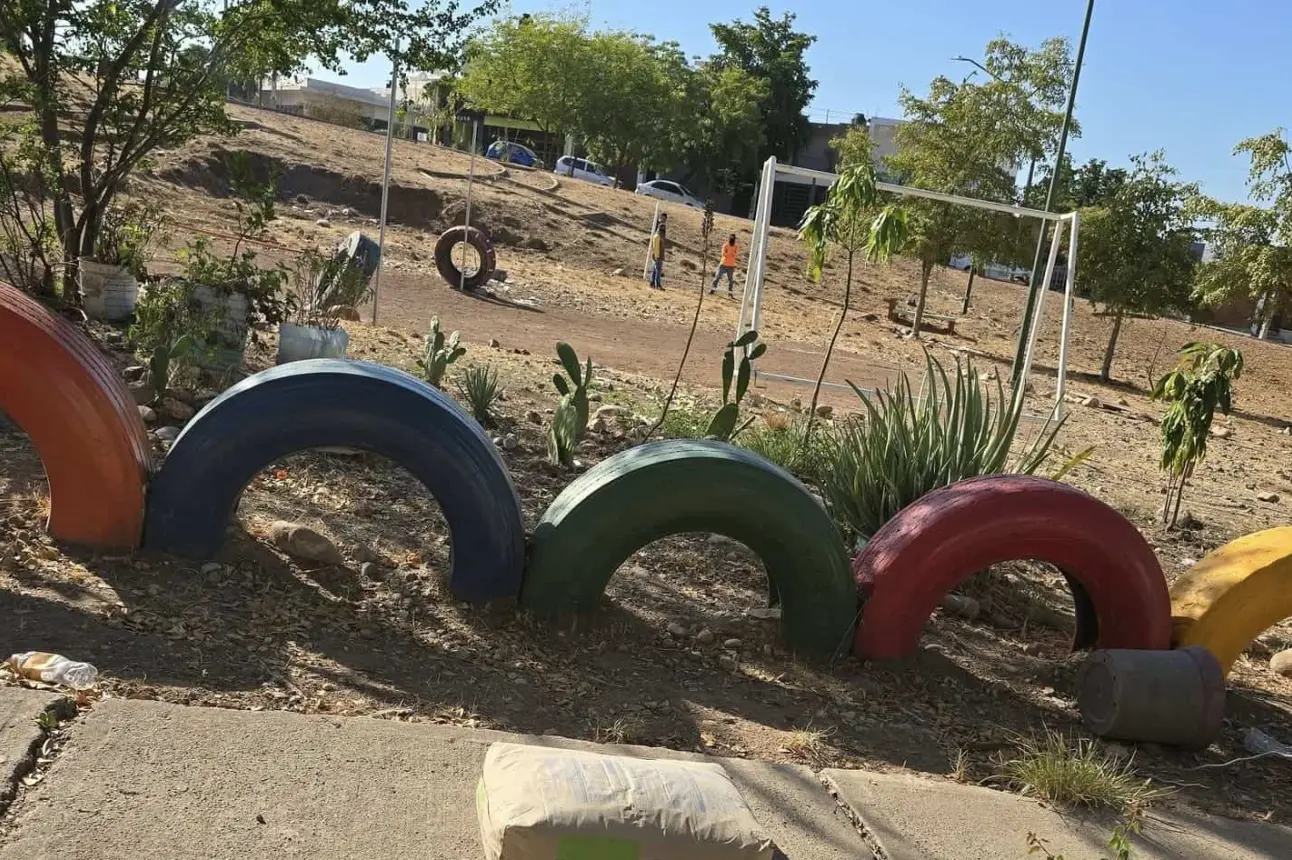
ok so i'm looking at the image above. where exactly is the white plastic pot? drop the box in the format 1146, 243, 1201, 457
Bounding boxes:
190, 284, 251, 375
79, 259, 138, 321
276, 322, 350, 364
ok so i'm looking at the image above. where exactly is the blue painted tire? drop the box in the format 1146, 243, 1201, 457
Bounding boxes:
522, 440, 856, 656
144, 359, 525, 602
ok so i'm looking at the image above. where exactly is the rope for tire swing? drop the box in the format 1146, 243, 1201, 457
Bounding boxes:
460, 116, 478, 292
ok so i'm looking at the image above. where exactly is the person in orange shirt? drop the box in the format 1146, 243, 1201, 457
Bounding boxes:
710, 234, 739, 297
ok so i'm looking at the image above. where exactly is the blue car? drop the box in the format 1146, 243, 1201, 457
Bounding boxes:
485, 140, 543, 169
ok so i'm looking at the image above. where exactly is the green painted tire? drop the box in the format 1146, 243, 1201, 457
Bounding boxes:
522, 440, 856, 656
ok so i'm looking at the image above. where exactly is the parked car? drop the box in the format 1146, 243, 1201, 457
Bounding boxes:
485, 140, 543, 169
553, 156, 614, 187
635, 180, 703, 209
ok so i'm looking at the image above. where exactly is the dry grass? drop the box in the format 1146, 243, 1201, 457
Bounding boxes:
782, 724, 836, 768
595, 717, 647, 746
996, 729, 1171, 814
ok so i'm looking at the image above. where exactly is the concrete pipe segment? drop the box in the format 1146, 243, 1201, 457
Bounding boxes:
143, 359, 525, 603
521, 440, 857, 657
852, 475, 1172, 661
0, 282, 152, 547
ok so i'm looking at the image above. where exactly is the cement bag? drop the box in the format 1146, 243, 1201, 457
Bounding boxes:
477, 742, 775, 860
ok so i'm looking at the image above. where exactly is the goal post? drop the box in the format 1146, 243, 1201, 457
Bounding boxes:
735, 156, 1081, 420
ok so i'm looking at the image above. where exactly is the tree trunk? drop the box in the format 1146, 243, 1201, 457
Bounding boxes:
909, 261, 932, 338
1100, 310, 1124, 382
1259, 312, 1276, 340
961, 267, 976, 315
803, 247, 855, 447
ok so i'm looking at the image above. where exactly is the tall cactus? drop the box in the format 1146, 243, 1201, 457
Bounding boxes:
416, 316, 465, 388
706, 330, 765, 441
548, 342, 593, 466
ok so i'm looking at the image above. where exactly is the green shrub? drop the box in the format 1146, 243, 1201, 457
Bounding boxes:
818, 351, 1061, 542
455, 364, 501, 427
740, 413, 832, 486
128, 280, 218, 393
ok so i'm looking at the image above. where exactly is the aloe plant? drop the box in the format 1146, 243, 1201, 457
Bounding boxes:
705, 330, 765, 441
416, 316, 465, 388
548, 342, 593, 466
818, 350, 1062, 541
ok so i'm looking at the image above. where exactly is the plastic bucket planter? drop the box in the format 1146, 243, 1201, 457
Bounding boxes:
276, 322, 350, 364
190, 284, 250, 376
79, 259, 139, 321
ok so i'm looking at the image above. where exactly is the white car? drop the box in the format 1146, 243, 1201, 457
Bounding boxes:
554, 156, 614, 187
635, 179, 703, 209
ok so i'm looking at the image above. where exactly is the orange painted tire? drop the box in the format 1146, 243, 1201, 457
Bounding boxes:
0, 283, 151, 547
853, 475, 1171, 660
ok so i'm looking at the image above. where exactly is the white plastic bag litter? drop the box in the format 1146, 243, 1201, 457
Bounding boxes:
477, 742, 776, 860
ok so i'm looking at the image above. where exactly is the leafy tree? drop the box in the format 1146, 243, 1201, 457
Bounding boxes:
799, 155, 908, 442
1152, 342, 1243, 527
1075, 152, 1199, 381
708, 6, 816, 195
1025, 156, 1128, 212
0, 0, 492, 297
672, 64, 768, 194
1193, 129, 1292, 336
886, 37, 1074, 337
456, 14, 590, 158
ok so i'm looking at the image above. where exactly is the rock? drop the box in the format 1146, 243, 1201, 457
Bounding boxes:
315, 218, 331, 227
1023, 642, 1044, 656
612, 268, 626, 277
267, 520, 344, 565
160, 396, 195, 421
502, 434, 519, 451
489, 338, 501, 348
1117, 398, 1129, 407
1271, 649, 1292, 678
862, 313, 879, 322
696, 629, 715, 645
154, 426, 180, 443
492, 436, 504, 447
526, 410, 542, 424
589, 418, 607, 434
666, 622, 687, 638
789, 397, 802, 411
123, 365, 148, 382
745, 606, 782, 621
1081, 395, 1102, 408
988, 612, 1014, 629
588, 392, 603, 402
1211, 426, 1233, 439
129, 381, 156, 405
353, 544, 380, 564
940, 593, 980, 620
815, 404, 833, 418
1258, 491, 1281, 503
200, 562, 221, 574
724, 638, 743, 649
137, 405, 157, 423
594, 405, 627, 420
360, 562, 380, 579
296, 194, 309, 205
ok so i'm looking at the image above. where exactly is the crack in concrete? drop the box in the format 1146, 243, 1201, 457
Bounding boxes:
820, 773, 889, 860
0, 694, 78, 828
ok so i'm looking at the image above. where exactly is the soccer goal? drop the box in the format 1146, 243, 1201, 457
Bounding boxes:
736, 156, 1082, 420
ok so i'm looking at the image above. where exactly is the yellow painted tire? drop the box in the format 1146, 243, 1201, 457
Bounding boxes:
1170, 525, 1292, 676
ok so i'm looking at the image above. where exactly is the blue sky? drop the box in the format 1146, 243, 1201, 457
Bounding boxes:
339, 0, 1291, 204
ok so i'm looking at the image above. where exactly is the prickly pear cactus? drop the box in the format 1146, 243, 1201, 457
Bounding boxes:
417, 316, 465, 388
552, 341, 593, 439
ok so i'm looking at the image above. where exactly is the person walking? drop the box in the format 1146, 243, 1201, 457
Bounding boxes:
710, 234, 739, 297
648, 213, 667, 290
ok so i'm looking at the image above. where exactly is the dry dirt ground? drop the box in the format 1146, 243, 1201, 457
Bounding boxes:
4, 104, 1292, 826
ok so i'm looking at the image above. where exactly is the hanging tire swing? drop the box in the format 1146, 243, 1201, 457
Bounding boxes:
434, 225, 496, 291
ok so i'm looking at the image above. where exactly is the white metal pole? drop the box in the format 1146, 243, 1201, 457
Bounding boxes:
371, 43, 400, 325
1054, 211, 1080, 420
643, 200, 660, 282
1018, 219, 1064, 393
736, 160, 772, 342
748, 158, 776, 348
460, 118, 479, 291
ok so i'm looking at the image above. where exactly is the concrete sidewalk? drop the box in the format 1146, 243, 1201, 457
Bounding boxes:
0, 689, 1287, 860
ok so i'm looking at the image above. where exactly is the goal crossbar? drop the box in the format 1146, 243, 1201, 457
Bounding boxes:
737, 156, 1080, 420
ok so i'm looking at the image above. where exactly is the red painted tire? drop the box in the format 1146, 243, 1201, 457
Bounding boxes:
852, 475, 1171, 660
0, 283, 152, 547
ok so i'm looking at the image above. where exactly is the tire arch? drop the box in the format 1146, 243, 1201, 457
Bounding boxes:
853, 474, 1171, 660
0, 283, 151, 547
144, 359, 524, 602
1170, 526, 1292, 676
521, 440, 856, 656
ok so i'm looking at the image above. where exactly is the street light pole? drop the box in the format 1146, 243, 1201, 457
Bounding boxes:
1010, 0, 1095, 386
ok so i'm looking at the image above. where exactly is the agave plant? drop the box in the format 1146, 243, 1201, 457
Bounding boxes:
818, 350, 1062, 542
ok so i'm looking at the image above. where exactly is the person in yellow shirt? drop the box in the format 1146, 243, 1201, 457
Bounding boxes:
648, 213, 668, 290
710, 234, 739, 297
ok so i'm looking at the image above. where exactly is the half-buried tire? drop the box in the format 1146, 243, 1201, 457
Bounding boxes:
521, 440, 856, 657
0, 282, 152, 547
853, 474, 1171, 660
434, 225, 496, 291
144, 359, 525, 602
